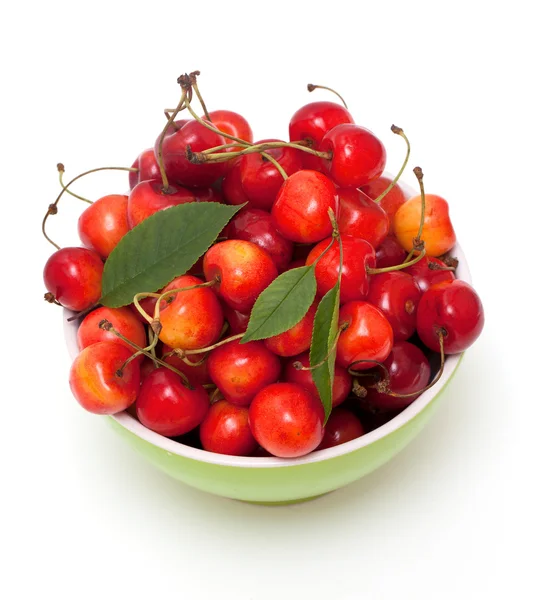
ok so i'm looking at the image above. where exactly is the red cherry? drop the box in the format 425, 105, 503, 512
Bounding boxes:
221, 159, 249, 205
157, 119, 227, 188
306, 235, 376, 303
189, 186, 224, 204
239, 139, 302, 210
137, 369, 209, 437
207, 339, 281, 407
162, 345, 211, 387
416, 280, 484, 354
264, 302, 317, 357
360, 175, 408, 232
404, 256, 456, 293
249, 383, 324, 458
283, 353, 351, 408
222, 305, 250, 335
337, 301, 394, 369
127, 179, 196, 228
200, 400, 257, 456
225, 208, 293, 272
367, 272, 422, 341
129, 148, 162, 190
78, 194, 129, 258
363, 341, 431, 411
69, 342, 140, 415
271, 170, 338, 244
209, 110, 253, 146
289, 101, 354, 170
316, 408, 365, 450
375, 235, 407, 269
338, 187, 389, 248
43, 247, 103, 311
319, 124, 386, 188
203, 240, 278, 312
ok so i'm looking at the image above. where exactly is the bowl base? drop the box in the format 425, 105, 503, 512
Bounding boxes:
239, 493, 328, 506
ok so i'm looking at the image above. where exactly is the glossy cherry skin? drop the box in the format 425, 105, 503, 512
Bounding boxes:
289, 101, 355, 171
393, 194, 456, 256
225, 208, 293, 272
367, 272, 422, 341
375, 235, 407, 269
363, 341, 431, 412
249, 383, 324, 458
157, 119, 227, 188
43, 247, 103, 311
239, 139, 302, 210
69, 342, 140, 415
200, 400, 258, 456
338, 187, 389, 248
136, 369, 210, 437
207, 339, 281, 407
319, 124, 386, 188
336, 301, 394, 369
129, 148, 162, 190
221, 159, 249, 205
264, 302, 317, 357
306, 235, 376, 303
127, 180, 196, 228
271, 170, 338, 243
283, 353, 352, 408
203, 240, 278, 312
190, 186, 224, 204
404, 256, 455, 293
78, 194, 129, 258
316, 408, 365, 450
78, 306, 147, 356
222, 305, 250, 335
360, 175, 408, 232
209, 110, 253, 147
158, 275, 224, 350
161, 345, 211, 387
416, 280, 484, 354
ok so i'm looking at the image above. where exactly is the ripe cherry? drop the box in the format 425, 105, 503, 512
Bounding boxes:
203, 240, 278, 312
199, 399, 257, 456
360, 175, 408, 232
225, 208, 293, 272
78, 194, 129, 258
374, 235, 407, 269
367, 272, 422, 341
337, 301, 394, 369
338, 187, 389, 248
43, 247, 103, 311
264, 302, 317, 357
249, 383, 324, 458
158, 275, 224, 350
127, 180, 196, 228
239, 139, 302, 210
162, 345, 211, 387
69, 341, 140, 414
190, 186, 224, 204
316, 408, 365, 450
207, 339, 281, 406
221, 159, 249, 205
271, 170, 338, 243
283, 353, 351, 408
209, 110, 253, 147
416, 280, 484, 354
222, 305, 250, 335
404, 256, 455, 293
136, 369, 210, 437
362, 341, 431, 412
319, 124, 386, 188
393, 194, 456, 256
129, 148, 162, 190
306, 235, 376, 303
289, 100, 355, 171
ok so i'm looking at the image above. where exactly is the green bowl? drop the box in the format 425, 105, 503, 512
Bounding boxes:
64, 242, 469, 505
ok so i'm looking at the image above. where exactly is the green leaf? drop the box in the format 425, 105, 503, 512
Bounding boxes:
100, 202, 243, 307
309, 282, 341, 423
241, 266, 317, 343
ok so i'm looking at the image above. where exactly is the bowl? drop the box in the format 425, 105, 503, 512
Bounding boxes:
63, 178, 468, 505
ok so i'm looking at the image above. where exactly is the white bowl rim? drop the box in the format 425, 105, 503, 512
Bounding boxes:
63, 175, 468, 469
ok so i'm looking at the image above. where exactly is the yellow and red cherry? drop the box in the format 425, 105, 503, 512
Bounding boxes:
264, 302, 317, 357
69, 341, 140, 415
271, 170, 338, 244
127, 180, 196, 228
209, 110, 253, 148
338, 187, 389, 248
404, 256, 455, 293
316, 408, 365, 450
78, 194, 129, 259
360, 175, 408, 232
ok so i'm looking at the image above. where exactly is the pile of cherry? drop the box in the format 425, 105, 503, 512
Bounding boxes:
42, 72, 484, 459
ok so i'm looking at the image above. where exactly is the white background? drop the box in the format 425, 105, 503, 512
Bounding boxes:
1, 1, 534, 598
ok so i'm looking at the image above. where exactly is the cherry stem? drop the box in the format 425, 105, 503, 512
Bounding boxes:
98, 319, 191, 387
118, 323, 161, 371
348, 360, 390, 379
157, 89, 187, 192
194, 141, 331, 163
429, 263, 456, 272
132, 292, 160, 325
44, 292, 62, 306
172, 332, 245, 359
66, 302, 100, 322
163, 111, 184, 130
57, 164, 92, 204
352, 378, 368, 398
42, 166, 138, 250
147, 328, 159, 369
367, 249, 425, 275
373, 126, 411, 205
403, 166, 426, 263
188, 71, 212, 122
307, 83, 348, 109
294, 323, 348, 372
209, 387, 222, 404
